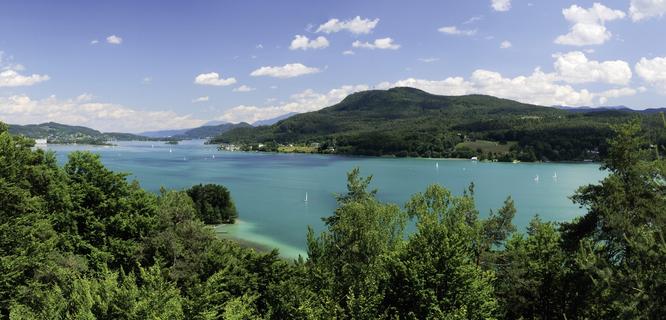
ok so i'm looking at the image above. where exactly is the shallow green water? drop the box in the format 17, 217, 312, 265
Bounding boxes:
48, 140, 606, 258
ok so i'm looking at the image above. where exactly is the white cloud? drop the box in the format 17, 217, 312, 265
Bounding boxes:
289, 35, 330, 50
256, 44, 264, 49
90, 40, 99, 45
233, 85, 255, 92
554, 3, 625, 46
106, 35, 123, 45
379, 63, 638, 107
376, 77, 474, 96
630, 0, 666, 21
342, 50, 355, 55
597, 87, 638, 104
553, 51, 632, 85
492, 0, 511, 12
193, 96, 209, 103
316, 16, 379, 34
464, 15, 484, 24
438, 26, 477, 36
0, 94, 205, 132
194, 72, 237, 86
0, 69, 50, 87
635, 56, 666, 93
217, 85, 369, 123
500, 41, 512, 48
352, 37, 400, 50
419, 57, 440, 63
250, 63, 320, 78
142, 77, 152, 84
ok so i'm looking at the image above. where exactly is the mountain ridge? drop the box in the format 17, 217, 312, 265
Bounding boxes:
211, 87, 665, 161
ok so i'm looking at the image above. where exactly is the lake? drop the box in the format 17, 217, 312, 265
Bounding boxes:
46, 140, 607, 258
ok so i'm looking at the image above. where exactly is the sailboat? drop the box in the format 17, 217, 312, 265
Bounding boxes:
534, 175, 540, 182
553, 172, 558, 179
304, 192, 308, 202
212, 154, 215, 159
169, 148, 172, 153
435, 162, 439, 169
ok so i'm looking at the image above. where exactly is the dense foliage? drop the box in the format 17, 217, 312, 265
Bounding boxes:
1, 118, 665, 319
187, 184, 238, 224
213, 88, 666, 161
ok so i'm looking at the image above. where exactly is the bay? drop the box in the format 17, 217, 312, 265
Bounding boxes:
47, 140, 606, 258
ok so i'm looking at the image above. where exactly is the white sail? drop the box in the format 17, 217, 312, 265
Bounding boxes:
304, 192, 308, 202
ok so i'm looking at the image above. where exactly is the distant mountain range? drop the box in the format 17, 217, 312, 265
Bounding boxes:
252, 112, 299, 126
555, 105, 666, 113
139, 122, 252, 139
138, 113, 298, 138
211, 87, 666, 161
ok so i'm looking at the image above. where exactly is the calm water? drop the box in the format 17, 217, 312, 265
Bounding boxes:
47, 140, 606, 258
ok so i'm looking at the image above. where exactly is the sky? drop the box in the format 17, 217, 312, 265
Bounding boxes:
1, 0, 665, 133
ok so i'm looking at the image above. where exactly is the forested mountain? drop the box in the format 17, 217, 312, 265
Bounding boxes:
212, 87, 666, 161
8, 122, 150, 144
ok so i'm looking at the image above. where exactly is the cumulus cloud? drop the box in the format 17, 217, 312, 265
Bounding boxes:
0, 94, 205, 132
342, 50, 355, 55
553, 51, 632, 85
0, 69, 50, 87
635, 56, 666, 93
250, 63, 320, 78
233, 85, 255, 92
438, 26, 477, 36
500, 41, 512, 48
554, 3, 625, 46
106, 35, 123, 44
0, 52, 49, 87
194, 72, 237, 86
289, 35, 330, 50
492, 0, 511, 12
217, 85, 369, 123
192, 96, 209, 103
352, 37, 400, 50
316, 16, 379, 34
378, 66, 637, 107
630, 0, 666, 21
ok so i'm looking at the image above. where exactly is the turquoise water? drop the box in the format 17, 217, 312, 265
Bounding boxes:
47, 140, 606, 258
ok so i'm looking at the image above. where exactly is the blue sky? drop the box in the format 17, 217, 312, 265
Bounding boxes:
1, 0, 665, 132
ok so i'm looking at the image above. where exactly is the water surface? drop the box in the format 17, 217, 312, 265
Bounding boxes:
48, 140, 606, 258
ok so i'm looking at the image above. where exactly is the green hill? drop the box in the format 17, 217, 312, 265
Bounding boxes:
8, 122, 150, 144
212, 87, 665, 161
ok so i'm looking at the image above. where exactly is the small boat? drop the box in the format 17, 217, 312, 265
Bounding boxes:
435, 162, 439, 169
553, 172, 557, 179
304, 192, 308, 202
534, 175, 540, 182
169, 148, 172, 153
471, 156, 478, 161
212, 154, 215, 159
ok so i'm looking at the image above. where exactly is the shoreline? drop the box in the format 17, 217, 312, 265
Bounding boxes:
212, 148, 601, 164
213, 220, 307, 260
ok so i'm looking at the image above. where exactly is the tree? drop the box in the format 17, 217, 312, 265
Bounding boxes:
494, 217, 569, 320
305, 168, 407, 318
563, 120, 666, 318
186, 184, 238, 224
381, 185, 498, 320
